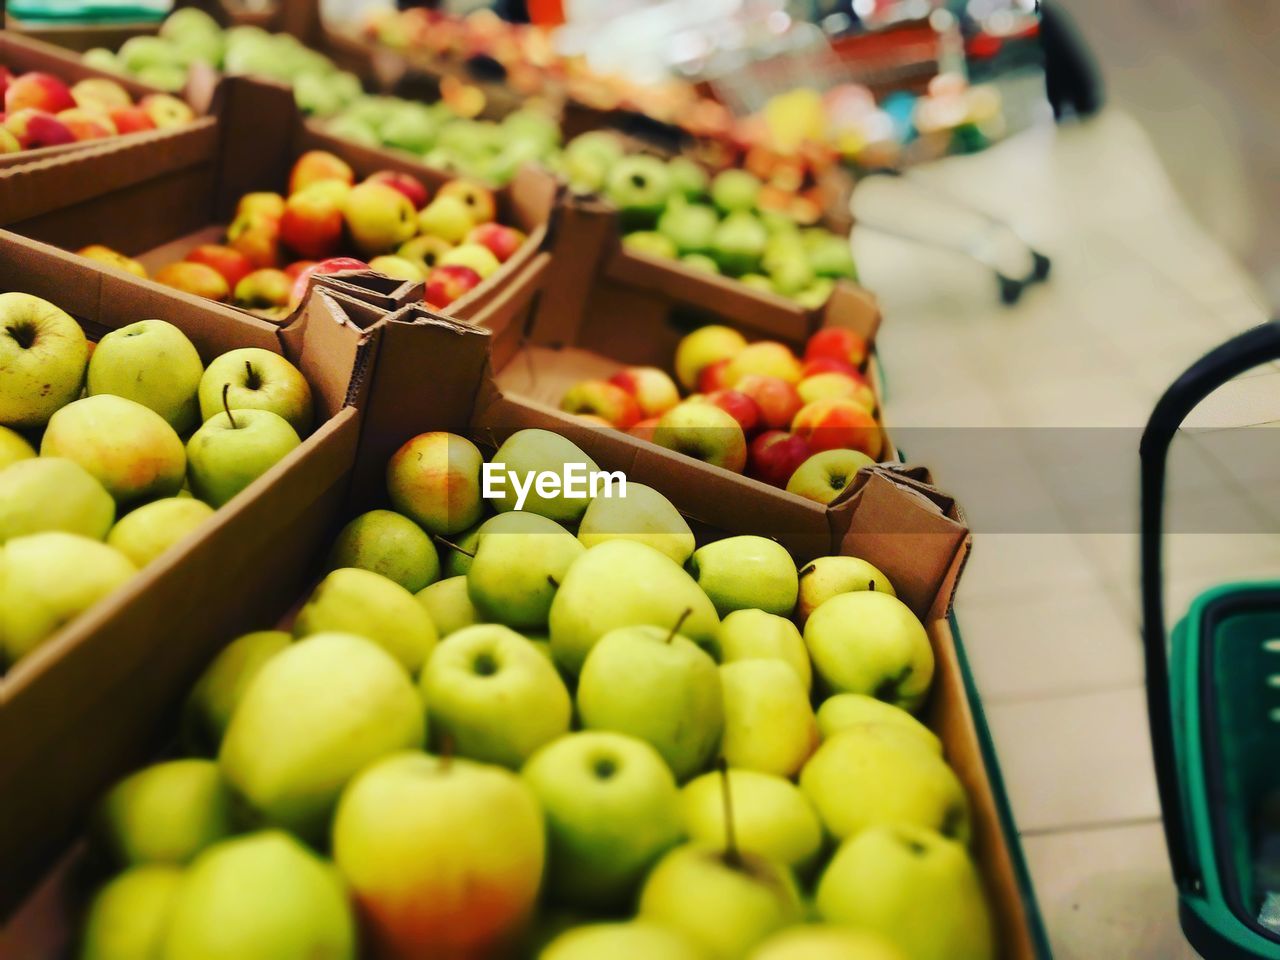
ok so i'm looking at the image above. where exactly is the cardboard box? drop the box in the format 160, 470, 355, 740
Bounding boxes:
0, 73, 559, 323
0, 31, 207, 171
3, 307, 1040, 956
0, 231, 400, 913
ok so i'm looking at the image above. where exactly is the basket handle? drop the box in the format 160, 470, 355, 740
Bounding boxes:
1140, 318, 1280, 889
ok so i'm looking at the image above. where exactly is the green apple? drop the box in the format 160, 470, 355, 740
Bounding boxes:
186, 406, 300, 508
417, 575, 484, 636
198, 347, 313, 435
294, 567, 438, 673
42, 395, 186, 506
379, 104, 441, 153
576, 481, 694, 565
816, 693, 941, 754
765, 246, 816, 297
681, 253, 721, 274
711, 212, 768, 276
0, 425, 35, 469
689, 535, 798, 617
182, 630, 291, 754
563, 131, 624, 192
87, 319, 204, 434
658, 201, 719, 255
326, 113, 379, 147
0, 291, 88, 428
0, 532, 136, 664
668, 156, 709, 200
80, 865, 184, 960
440, 242, 501, 279
577, 622, 723, 781
797, 555, 895, 625
421, 624, 571, 768
162, 831, 356, 960
796, 278, 836, 309
218, 632, 424, 842
345, 181, 419, 255
439, 520, 482, 576
622, 230, 678, 259
523, 731, 682, 908
639, 843, 803, 959
710, 169, 762, 214
94, 759, 234, 867
106, 496, 214, 567
82, 48, 122, 73
803, 591, 934, 709
816, 825, 994, 960
550, 539, 720, 675
800, 725, 970, 842
606, 155, 673, 228
328, 508, 439, 592
716, 609, 810, 691
489, 428, 600, 523
0, 457, 114, 543
807, 235, 859, 280
386, 431, 485, 536
720, 660, 818, 777
467, 511, 585, 630
680, 768, 823, 874
739, 273, 776, 293
542, 922, 705, 960
652, 402, 747, 472
749, 926, 908, 960
502, 108, 561, 152
332, 751, 544, 958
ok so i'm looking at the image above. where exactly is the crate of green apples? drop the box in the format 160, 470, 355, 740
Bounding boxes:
0, 234, 395, 904
4, 310, 1040, 958
0, 74, 559, 324
0, 32, 200, 169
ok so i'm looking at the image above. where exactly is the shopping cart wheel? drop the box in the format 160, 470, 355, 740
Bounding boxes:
1031, 250, 1052, 281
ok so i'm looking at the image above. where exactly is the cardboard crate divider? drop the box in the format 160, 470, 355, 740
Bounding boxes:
0, 235, 399, 912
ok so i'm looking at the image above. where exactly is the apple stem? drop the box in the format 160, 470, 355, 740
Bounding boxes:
666, 608, 693, 644
438, 733, 455, 773
547, 574, 559, 588
868, 579, 875, 592
718, 757, 743, 869
243, 359, 262, 391
798, 563, 816, 579
221, 383, 237, 430
433, 535, 474, 558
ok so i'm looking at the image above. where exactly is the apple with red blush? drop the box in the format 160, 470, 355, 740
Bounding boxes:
748, 430, 812, 488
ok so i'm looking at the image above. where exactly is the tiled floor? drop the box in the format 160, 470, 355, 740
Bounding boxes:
858, 110, 1276, 958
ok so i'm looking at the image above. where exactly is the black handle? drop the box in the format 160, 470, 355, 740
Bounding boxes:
1140, 319, 1280, 889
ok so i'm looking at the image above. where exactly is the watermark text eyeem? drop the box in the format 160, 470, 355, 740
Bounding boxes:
481, 462, 626, 511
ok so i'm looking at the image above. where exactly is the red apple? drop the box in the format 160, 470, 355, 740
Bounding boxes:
791, 397, 882, 458
629, 417, 661, 443
735, 374, 803, 430
797, 370, 876, 412
285, 260, 318, 280
71, 78, 132, 113
4, 109, 74, 148
800, 356, 859, 379
722, 341, 803, 386
368, 169, 430, 209
233, 268, 293, 310
805, 326, 868, 369
154, 261, 230, 302
57, 108, 117, 140
437, 179, 496, 224
693, 389, 760, 435
5, 72, 74, 114
185, 244, 254, 289
0, 67, 12, 102
107, 105, 155, 135
424, 264, 482, 307
289, 256, 369, 305
236, 192, 286, 222
607, 366, 679, 418
279, 185, 345, 259
748, 430, 812, 488
288, 150, 355, 195
696, 358, 733, 394
466, 222, 525, 263
560, 380, 641, 429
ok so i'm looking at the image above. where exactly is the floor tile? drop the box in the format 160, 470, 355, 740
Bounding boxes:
985, 687, 1162, 831
1023, 820, 1200, 960
956, 533, 1101, 603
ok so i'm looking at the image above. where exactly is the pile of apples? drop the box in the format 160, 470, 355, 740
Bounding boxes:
0, 68, 193, 153
81, 150, 526, 316
0, 292, 313, 667
71, 426, 994, 960
82, 7, 363, 117
324, 96, 562, 187
561, 323, 883, 505
556, 131, 858, 306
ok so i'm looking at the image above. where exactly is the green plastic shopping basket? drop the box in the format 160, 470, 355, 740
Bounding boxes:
1141, 318, 1280, 959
